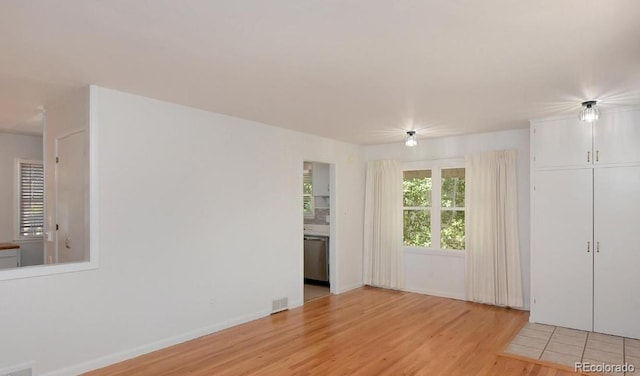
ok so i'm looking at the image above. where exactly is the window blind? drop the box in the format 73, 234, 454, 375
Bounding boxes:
19, 161, 44, 238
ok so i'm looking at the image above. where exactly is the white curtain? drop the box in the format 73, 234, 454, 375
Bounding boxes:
465, 150, 523, 308
364, 160, 404, 289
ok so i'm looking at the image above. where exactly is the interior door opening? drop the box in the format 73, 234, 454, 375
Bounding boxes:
303, 161, 333, 303
55, 129, 89, 264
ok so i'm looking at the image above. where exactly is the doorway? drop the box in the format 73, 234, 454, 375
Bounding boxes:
303, 161, 332, 302
55, 129, 88, 264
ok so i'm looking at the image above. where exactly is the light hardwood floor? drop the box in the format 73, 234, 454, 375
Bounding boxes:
86, 287, 577, 376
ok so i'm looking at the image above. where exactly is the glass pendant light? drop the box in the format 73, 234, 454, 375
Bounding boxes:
405, 131, 417, 147
579, 100, 599, 123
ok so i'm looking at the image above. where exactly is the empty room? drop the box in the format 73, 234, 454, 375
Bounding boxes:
1, 1, 639, 375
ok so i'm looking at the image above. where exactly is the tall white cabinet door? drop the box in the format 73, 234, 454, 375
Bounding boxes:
594, 109, 640, 165
593, 166, 640, 339
532, 169, 593, 331
532, 118, 592, 168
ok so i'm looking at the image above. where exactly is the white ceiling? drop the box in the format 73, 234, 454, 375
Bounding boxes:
1, 0, 639, 144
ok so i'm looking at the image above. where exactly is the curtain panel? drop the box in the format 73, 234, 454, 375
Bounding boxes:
465, 149, 523, 308
364, 160, 404, 289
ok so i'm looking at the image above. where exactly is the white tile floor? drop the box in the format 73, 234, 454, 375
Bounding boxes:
504, 323, 640, 375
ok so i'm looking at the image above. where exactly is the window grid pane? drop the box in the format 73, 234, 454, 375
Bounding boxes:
441, 210, 465, 250
403, 209, 431, 247
441, 168, 465, 208
403, 170, 432, 207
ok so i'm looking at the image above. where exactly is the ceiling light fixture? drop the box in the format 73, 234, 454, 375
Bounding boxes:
405, 131, 417, 147
579, 100, 599, 123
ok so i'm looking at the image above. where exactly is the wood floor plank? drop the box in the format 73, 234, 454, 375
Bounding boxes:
85, 287, 577, 376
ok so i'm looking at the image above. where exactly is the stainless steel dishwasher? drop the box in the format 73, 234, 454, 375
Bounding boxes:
304, 236, 328, 282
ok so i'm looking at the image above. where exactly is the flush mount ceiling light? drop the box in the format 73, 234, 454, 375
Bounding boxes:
579, 100, 599, 123
405, 131, 417, 147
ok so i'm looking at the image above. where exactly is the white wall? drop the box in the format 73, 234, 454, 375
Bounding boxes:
0, 87, 364, 375
363, 129, 531, 308
0, 132, 44, 266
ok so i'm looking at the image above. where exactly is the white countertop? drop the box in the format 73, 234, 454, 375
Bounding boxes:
304, 231, 329, 237
304, 224, 330, 237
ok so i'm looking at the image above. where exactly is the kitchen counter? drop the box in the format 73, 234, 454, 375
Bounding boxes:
0, 243, 20, 268
304, 231, 329, 237
0, 243, 20, 251
303, 224, 329, 237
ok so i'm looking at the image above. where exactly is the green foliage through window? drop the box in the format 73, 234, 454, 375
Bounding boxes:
303, 168, 314, 215
403, 167, 466, 250
404, 209, 431, 247
441, 210, 465, 250
403, 170, 432, 246
441, 168, 465, 250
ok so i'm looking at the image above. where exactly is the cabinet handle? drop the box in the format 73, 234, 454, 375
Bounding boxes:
596, 241, 600, 253
596, 150, 599, 162
587, 151, 590, 162
587, 241, 591, 253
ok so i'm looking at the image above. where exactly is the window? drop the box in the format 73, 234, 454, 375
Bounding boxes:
16, 159, 44, 239
403, 170, 432, 247
403, 165, 465, 250
303, 166, 314, 218
440, 168, 465, 250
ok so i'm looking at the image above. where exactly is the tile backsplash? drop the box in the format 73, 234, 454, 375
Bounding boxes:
305, 208, 330, 225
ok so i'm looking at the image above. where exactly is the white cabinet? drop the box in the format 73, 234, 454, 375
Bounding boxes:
532, 117, 592, 168
593, 166, 640, 338
0, 248, 20, 269
312, 162, 330, 196
532, 169, 593, 331
594, 109, 640, 165
531, 108, 640, 339
533, 108, 640, 168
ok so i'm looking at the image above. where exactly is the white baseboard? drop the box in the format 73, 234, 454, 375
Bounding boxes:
0, 361, 36, 376
288, 298, 304, 309
335, 282, 364, 294
402, 286, 466, 301
42, 309, 271, 376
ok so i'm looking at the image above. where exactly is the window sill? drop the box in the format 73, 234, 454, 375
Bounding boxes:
404, 247, 465, 258
0, 260, 98, 281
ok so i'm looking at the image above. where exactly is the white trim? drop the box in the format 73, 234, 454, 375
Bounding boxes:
335, 282, 364, 294
0, 85, 100, 281
402, 286, 466, 301
89, 85, 101, 271
432, 166, 441, 247
0, 361, 36, 376
41, 308, 272, 376
404, 247, 465, 258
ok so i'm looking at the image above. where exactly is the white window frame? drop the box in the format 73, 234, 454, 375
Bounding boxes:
14, 158, 45, 241
403, 158, 465, 254
303, 169, 315, 218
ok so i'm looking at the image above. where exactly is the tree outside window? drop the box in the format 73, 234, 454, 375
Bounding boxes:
403, 166, 465, 250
